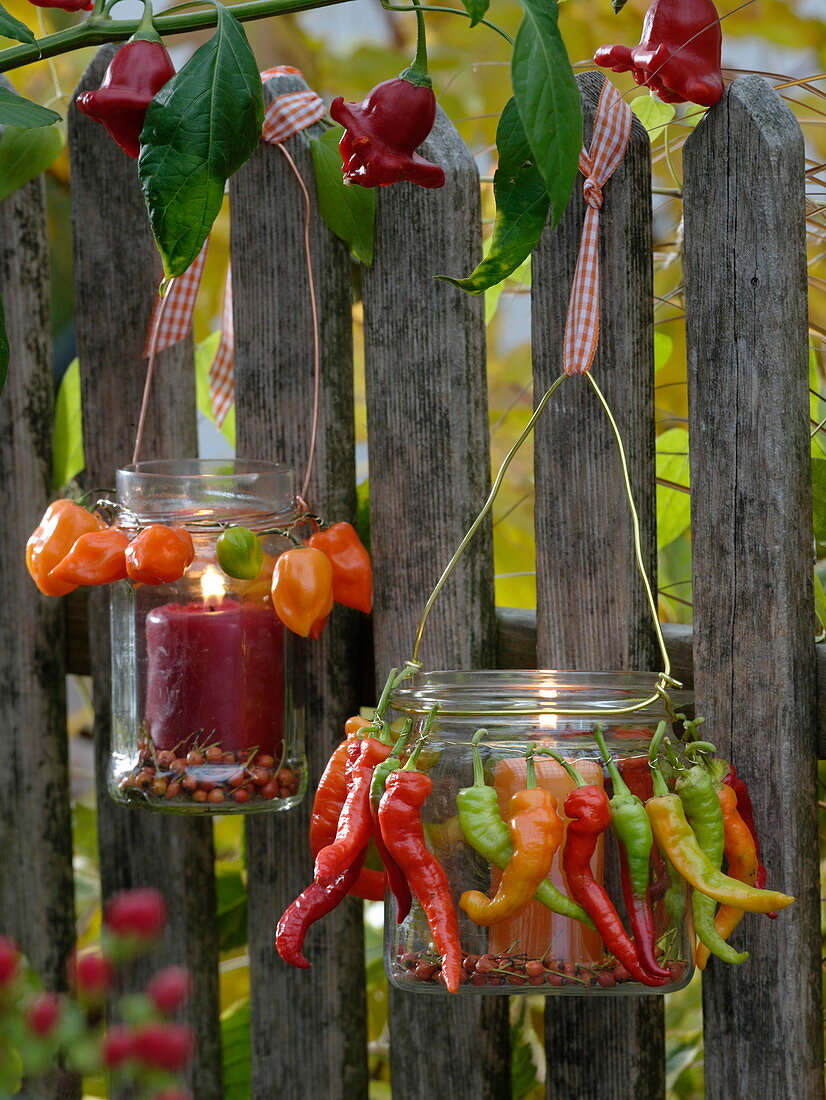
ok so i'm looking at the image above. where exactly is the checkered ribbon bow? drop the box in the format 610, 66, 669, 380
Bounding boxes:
562, 80, 633, 376
143, 66, 325, 425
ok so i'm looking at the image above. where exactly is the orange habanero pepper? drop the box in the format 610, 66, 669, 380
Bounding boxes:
26, 500, 105, 596
49, 527, 130, 586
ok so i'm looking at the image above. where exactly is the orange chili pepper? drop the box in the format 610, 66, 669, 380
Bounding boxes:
26, 500, 106, 596
308, 522, 373, 614
271, 547, 333, 637
695, 783, 758, 970
49, 527, 130, 586
125, 525, 195, 585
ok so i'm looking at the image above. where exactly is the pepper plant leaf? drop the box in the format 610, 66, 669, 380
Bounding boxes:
52, 358, 85, 491
0, 293, 8, 398
0, 122, 64, 203
438, 98, 548, 293
0, 3, 35, 45
0, 87, 60, 128
511, 0, 581, 229
309, 126, 376, 266
630, 95, 675, 143
456, 0, 490, 28
139, 2, 264, 278
811, 457, 826, 546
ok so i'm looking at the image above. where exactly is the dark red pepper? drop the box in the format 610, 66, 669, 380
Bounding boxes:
594, 0, 724, 108
330, 78, 445, 190
276, 853, 365, 969
76, 6, 175, 159
29, 0, 92, 10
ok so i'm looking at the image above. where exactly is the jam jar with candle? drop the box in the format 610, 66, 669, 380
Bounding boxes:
384, 671, 694, 995
109, 460, 306, 814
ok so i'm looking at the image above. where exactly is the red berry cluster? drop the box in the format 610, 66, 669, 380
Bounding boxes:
118, 738, 300, 809
395, 950, 687, 989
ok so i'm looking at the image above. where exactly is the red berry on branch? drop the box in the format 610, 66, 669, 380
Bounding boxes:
68, 950, 115, 998
146, 966, 192, 1014
105, 888, 167, 939
0, 936, 19, 987
132, 1022, 194, 1071
102, 1025, 135, 1068
25, 991, 62, 1036
153, 1089, 193, 1100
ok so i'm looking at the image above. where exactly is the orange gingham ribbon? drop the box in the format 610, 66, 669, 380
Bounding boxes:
563, 80, 633, 376
144, 66, 325, 425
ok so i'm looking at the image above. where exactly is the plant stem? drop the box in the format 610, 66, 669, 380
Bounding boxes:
0, 0, 348, 74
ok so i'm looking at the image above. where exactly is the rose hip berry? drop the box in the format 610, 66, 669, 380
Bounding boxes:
147, 966, 192, 1014
106, 888, 167, 939
102, 1024, 134, 1067
0, 937, 19, 987
25, 991, 61, 1036
132, 1022, 194, 1071
68, 950, 114, 997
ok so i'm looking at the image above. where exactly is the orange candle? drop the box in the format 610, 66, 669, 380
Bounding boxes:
489, 754, 604, 965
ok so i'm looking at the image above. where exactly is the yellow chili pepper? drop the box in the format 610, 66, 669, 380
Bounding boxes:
460, 747, 562, 926
646, 792, 793, 914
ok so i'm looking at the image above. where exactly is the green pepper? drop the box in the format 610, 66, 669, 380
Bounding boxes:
456, 730, 594, 929
676, 760, 748, 965
216, 525, 263, 580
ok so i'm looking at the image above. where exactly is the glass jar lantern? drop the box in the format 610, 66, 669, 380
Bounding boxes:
109, 460, 306, 814
385, 671, 694, 996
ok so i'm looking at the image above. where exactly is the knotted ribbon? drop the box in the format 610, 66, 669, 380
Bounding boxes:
143, 66, 325, 425
562, 80, 633, 376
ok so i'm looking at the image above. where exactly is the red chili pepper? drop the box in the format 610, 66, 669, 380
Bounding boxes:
309, 717, 387, 902
544, 750, 669, 988
48, 527, 129, 586
378, 755, 463, 994
313, 734, 393, 885
723, 762, 775, 917
330, 78, 445, 190
594, 0, 724, 107
76, 7, 175, 159
276, 854, 366, 969
308, 522, 373, 614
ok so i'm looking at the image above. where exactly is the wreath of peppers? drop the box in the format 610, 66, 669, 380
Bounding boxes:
278, 685, 795, 993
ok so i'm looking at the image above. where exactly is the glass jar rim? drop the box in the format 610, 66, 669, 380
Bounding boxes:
116, 459, 297, 528
390, 669, 690, 719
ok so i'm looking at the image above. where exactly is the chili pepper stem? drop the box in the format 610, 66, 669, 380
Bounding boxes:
649, 722, 670, 797
471, 728, 487, 787
402, 736, 429, 771
400, 0, 432, 87
593, 725, 631, 797
525, 744, 536, 790
537, 747, 585, 788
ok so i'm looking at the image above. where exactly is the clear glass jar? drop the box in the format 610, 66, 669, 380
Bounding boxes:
109, 459, 306, 814
385, 670, 694, 996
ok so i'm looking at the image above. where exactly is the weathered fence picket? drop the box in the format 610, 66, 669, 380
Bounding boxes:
533, 72, 664, 1099
684, 75, 822, 1099
0, 59, 821, 1100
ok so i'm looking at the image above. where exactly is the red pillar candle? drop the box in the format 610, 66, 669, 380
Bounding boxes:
144, 599, 285, 755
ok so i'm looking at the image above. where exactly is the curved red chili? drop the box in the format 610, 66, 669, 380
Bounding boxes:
276, 855, 365, 969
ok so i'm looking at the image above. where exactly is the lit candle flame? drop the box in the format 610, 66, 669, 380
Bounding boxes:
201, 567, 226, 608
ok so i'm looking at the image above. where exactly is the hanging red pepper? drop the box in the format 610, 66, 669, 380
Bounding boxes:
276, 854, 366, 969
76, 3, 175, 159
49, 527, 130, 586
308, 522, 373, 615
309, 715, 387, 902
377, 742, 463, 994
542, 749, 669, 988
594, 0, 725, 107
329, 2, 444, 189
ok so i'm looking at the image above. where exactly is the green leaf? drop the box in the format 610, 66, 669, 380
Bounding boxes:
216, 867, 248, 952
221, 999, 251, 1100
0, 122, 64, 203
510, 998, 545, 1100
511, 0, 581, 229
812, 457, 826, 545
0, 293, 7, 398
814, 570, 826, 632
456, 0, 489, 27
630, 95, 675, 142
438, 99, 549, 293
0, 3, 35, 45
0, 86, 60, 128
309, 126, 376, 266
139, 2, 264, 278
52, 358, 85, 491
654, 330, 673, 372
656, 426, 690, 549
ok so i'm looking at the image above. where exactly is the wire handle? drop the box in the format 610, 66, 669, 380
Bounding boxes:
406, 370, 681, 717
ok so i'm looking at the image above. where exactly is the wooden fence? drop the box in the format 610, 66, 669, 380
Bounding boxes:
0, 57, 821, 1100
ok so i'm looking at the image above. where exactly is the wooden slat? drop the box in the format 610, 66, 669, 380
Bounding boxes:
362, 109, 508, 1100
532, 71, 665, 1100
684, 75, 823, 1099
230, 71, 369, 1100
68, 48, 221, 1100
0, 98, 79, 1100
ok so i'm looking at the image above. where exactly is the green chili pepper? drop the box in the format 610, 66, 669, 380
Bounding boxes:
216, 525, 263, 580
676, 759, 748, 965
456, 730, 594, 929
